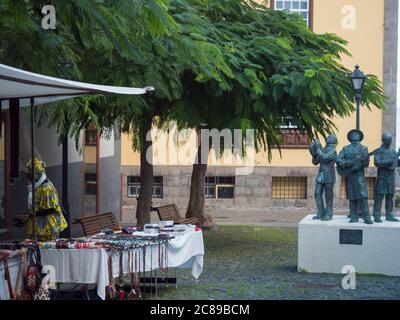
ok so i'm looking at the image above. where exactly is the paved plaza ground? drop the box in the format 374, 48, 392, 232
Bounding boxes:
123, 207, 353, 227
156, 225, 400, 300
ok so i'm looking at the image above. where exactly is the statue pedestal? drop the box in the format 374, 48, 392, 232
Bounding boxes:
298, 215, 400, 276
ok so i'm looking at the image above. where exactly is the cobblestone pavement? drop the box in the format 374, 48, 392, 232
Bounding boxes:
155, 225, 400, 300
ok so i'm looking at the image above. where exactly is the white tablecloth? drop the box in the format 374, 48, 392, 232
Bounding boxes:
40, 229, 204, 300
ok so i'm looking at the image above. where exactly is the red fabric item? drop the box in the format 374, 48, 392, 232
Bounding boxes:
26, 266, 40, 292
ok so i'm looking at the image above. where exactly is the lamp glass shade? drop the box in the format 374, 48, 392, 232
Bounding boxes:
350, 65, 366, 92
351, 77, 365, 91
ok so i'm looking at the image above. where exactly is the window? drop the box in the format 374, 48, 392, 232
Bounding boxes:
153, 176, 163, 198
85, 172, 97, 195
279, 130, 311, 148
340, 177, 376, 200
127, 176, 141, 198
85, 129, 98, 146
367, 178, 376, 200
272, 176, 307, 199
276, 117, 311, 148
205, 176, 235, 199
205, 177, 216, 199
274, 0, 310, 28
127, 176, 163, 198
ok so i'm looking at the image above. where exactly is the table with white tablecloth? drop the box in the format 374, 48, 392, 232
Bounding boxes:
40, 229, 204, 300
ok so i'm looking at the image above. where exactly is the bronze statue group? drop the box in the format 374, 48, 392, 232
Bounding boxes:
310, 129, 400, 225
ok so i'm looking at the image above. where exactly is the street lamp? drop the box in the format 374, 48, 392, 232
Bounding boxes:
350, 65, 366, 130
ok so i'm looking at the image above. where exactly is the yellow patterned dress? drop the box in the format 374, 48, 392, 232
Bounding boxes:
26, 179, 68, 241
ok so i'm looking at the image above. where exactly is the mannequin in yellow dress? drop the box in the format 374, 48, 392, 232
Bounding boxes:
16, 158, 68, 241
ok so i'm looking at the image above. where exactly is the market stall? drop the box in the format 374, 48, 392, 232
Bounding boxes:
0, 64, 205, 301
40, 226, 204, 300
0, 63, 155, 300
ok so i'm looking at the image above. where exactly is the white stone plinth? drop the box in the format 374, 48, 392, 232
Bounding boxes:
298, 215, 400, 276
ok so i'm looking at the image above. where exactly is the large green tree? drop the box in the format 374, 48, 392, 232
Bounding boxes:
166, 0, 385, 224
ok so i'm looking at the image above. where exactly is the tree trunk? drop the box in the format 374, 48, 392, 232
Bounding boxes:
136, 119, 153, 227
186, 141, 214, 227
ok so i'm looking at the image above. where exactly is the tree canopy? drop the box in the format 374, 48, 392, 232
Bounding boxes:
0, 0, 386, 225
167, 0, 384, 158
0, 0, 174, 76
0, 0, 385, 150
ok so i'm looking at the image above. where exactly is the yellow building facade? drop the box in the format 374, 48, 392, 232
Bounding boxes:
119, 0, 396, 223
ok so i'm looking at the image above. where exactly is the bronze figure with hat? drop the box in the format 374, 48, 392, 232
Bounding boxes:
336, 129, 373, 224
372, 132, 400, 222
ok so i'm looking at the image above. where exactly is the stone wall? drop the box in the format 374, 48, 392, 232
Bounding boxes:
121, 165, 378, 223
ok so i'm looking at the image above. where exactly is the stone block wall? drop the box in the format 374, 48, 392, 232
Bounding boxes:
121, 165, 378, 223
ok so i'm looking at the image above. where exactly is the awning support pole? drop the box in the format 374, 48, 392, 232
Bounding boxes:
30, 97, 36, 241
61, 131, 71, 238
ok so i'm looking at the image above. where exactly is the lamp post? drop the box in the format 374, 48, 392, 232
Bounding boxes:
350, 65, 366, 130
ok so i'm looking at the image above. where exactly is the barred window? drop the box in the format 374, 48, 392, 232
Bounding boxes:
274, 0, 310, 28
153, 176, 163, 198
127, 176, 163, 198
127, 176, 141, 198
205, 177, 216, 199
272, 176, 307, 199
205, 176, 235, 199
340, 177, 376, 200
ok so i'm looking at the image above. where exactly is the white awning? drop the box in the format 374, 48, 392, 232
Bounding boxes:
0, 63, 154, 108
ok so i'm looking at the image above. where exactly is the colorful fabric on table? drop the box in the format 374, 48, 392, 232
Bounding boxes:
36, 233, 174, 252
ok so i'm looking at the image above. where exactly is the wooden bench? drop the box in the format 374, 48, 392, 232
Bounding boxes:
153, 204, 198, 225
72, 212, 121, 237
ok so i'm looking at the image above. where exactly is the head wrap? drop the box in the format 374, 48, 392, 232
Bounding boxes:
25, 158, 46, 174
